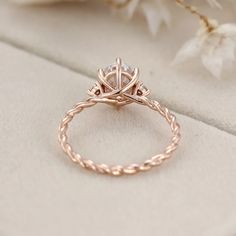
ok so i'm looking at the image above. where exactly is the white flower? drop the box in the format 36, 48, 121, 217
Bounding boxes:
173, 20, 236, 78
123, 0, 171, 36
207, 0, 222, 9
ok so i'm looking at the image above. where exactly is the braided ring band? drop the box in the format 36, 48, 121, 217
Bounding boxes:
58, 58, 181, 176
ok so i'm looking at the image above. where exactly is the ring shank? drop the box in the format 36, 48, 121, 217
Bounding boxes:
58, 97, 181, 176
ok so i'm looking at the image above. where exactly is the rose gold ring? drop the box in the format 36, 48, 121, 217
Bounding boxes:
58, 58, 181, 176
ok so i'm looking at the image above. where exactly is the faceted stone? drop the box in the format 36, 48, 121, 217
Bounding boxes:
104, 63, 133, 74
107, 76, 117, 89
102, 62, 135, 95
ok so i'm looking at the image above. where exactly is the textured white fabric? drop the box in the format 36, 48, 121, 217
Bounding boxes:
0, 41, 236, 236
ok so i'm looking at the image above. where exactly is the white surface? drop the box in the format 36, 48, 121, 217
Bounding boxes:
0, 0, 236, 135
0, 41, 236, 236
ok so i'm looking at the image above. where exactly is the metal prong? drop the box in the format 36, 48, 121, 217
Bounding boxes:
98, 68, 105, 78
116, 58, 122, 90
132, 68, 139, 80
116, 57, 122, 66
121, 75, 138, 94
97, 68, 114, 91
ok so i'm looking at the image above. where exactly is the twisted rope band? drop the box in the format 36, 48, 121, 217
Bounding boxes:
58, 97, 181, 176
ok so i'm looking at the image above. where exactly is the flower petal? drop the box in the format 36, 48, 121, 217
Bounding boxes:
216, 37, 235, 61
141, 2, 162, 35
201, 53, 223, 79
173, 38, 201, 64
217, 24, 236, 40
201, 35, 235, 78
125, 0, 140, 19
207, 0, 222, 9
155, 0, 171, 28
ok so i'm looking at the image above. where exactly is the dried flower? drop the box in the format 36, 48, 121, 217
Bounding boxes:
173, 20, 236, 78
123, 0, 171, 35
207, 0, 222, 9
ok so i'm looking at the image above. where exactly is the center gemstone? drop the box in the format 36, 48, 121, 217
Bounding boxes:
105, 74, 131, 90
104, 63, 133, 74
103, 63, 133, 92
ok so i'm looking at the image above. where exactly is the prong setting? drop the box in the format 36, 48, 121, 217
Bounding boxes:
88, 58, 150, 105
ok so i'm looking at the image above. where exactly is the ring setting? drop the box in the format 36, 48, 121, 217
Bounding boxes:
88, 57, 149, 106
58, 58, 181, 176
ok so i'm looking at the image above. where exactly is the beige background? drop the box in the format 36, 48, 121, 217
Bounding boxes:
0, 1, 236, 235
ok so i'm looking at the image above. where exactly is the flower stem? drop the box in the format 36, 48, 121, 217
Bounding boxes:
175, 0, 215, 32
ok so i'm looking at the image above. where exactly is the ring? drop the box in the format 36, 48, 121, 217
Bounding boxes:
58, 58, 181, 176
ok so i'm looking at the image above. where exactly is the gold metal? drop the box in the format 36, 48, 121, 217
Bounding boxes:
58, 58, 181, 176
